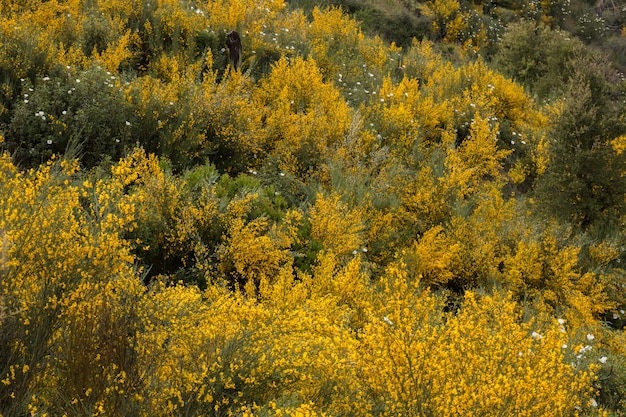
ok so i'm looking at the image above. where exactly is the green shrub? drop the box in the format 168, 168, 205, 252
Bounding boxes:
5, 65, 132, 168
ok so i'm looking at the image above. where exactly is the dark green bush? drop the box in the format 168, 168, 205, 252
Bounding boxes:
5, 66, 133, 168
533, 67, 626, 229
494, 21, 589, 99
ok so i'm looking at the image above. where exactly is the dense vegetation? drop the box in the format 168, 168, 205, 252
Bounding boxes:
0, 0, 625, 415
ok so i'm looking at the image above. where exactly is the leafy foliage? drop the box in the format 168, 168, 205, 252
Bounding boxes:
0, 0, 625, 416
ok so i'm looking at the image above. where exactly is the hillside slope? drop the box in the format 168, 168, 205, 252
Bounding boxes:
0, 0, 625, 415
306, 0, 626, 71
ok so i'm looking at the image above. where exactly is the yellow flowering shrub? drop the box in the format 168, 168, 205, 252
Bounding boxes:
0, 151, 142, 414
358, 267, 598, 416
418, 0, 467, 42
218, 215, 293, 286
445, 113, 512, 197
611, 134, 626, 156
402, 225, 463, 286
306, 252, 374, 331
0, 14, 58, 116
200, 71, 266, 173
136, 265, 367, 416
128, 153, 222, 282
35, 276, 144, 416
124, 73, 206, 166
134, 282, 270, 416
395, 164, 451, 235
409, 56, 546, 172
309, 192, 365, 258
254, 56, 351, 177
400, 38, 445, 83
204, 0, 285, 32
307, 7, 364, 79
502, 230, 615, 325
377, 75, 450, 150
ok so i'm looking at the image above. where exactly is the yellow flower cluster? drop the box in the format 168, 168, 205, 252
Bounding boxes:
360, 270, 597, 416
